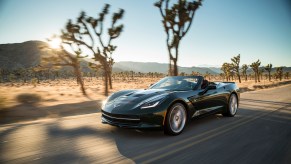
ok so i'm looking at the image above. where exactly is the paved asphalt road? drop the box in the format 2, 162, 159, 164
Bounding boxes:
1, 85, 291, 164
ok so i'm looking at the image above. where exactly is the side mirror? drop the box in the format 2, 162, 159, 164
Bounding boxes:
198, 85, 216, 95
146, 83, 154, 90
149, 83, 154, 87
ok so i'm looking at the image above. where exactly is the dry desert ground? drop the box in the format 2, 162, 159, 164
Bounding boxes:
0, 77, 290, 124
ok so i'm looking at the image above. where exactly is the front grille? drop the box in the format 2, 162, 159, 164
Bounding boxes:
102, 110, 140, 125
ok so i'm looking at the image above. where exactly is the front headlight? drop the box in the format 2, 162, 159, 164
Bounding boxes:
101, 99, 107, 109
101, 93, 115, 109
138, 93, 168, 109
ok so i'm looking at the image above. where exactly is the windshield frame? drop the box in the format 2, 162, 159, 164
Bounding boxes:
149, 76, 203, 91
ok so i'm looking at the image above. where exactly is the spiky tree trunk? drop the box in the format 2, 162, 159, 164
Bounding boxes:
99, 59, 110, 96
173, 58, 178, 76
108, 58, 114, 89
285, 72, 289, 79
250, 60, 261, 83
264, 64, 272, 81
74, 63, 86, 96
109, 71, 112, 89
257, 70, 260, 82
104, 71, 109, 96
241, 64, 248, 82
276, 67, 283, 81
155, 0, 202, 76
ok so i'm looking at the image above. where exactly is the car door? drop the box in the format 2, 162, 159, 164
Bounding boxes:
189, 86, 224, 115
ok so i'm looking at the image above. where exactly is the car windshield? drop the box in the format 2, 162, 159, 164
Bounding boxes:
149, 76, 200, 91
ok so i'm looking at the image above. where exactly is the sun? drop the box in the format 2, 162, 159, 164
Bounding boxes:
49, 37, 62, 49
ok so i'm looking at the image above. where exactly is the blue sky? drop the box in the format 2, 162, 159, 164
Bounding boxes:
0, 0, 290, 67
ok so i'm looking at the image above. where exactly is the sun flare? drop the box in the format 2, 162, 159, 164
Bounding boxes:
49, 37, 62, 49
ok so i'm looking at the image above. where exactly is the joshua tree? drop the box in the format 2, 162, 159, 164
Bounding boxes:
250, 63, 256, 82
231, 54, 241, 83
221, 62, 231, 81
60, 4, 124, 96
107, 58, 115, 89
154, 0, 202, 76
264, 63, 272, 81
284, 72, 289, 79
42, 43, 88, 96
241, 64, 248, 81
276, 67, 283, 81
250, 60, 261, 83
219, 73, 224, 81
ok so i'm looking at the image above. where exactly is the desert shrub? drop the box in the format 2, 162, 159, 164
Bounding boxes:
16, 93, 41, 104
253, 85, 265, 89
8, 74, 16, 82
31, 78, 38, 87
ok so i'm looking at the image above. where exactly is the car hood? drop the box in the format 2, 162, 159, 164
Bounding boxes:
104, 89, 170, 113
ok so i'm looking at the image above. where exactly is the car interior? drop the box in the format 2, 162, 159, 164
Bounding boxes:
201, 79, 209, 89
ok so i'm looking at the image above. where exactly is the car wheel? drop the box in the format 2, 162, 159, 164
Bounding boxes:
222, 93, 238, 117
164, 103, 187, 135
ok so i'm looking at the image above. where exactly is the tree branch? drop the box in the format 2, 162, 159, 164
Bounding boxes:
182, 0, 201, 37
80, 19, 95, 48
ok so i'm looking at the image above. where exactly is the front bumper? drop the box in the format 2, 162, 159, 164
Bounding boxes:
101, 110, 164, 129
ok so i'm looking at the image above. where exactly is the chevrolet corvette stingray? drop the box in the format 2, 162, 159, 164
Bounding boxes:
101, 76, 240, 135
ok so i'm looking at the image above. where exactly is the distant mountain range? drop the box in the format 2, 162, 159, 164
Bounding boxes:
0, 41, 46, 70
0, 41, 290, 74
113, 61, 221, 74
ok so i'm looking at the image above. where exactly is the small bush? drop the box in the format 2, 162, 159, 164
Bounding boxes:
253, 85, 265, 89
31, 78, 38, 87
16, 93, 41, 104
8, 74, 16, 82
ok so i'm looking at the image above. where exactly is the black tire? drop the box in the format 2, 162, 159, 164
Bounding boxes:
164, 103, 187, 135
222, 93, 238, 117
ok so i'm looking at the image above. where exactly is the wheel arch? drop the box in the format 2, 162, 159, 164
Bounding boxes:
164, 99, 191, 125
230, 91, 239, 106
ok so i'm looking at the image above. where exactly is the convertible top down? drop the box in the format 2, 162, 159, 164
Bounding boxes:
101, 76, 240, 135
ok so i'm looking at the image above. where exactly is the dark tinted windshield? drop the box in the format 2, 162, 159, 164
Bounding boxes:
149, 76, 199, 91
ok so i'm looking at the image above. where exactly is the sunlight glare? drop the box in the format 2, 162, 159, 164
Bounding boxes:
49, 37, 62, 49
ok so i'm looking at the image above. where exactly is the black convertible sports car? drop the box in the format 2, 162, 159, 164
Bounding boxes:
101, 76, 240, 135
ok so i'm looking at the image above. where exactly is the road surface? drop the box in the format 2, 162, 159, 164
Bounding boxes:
1, 85, 291, 164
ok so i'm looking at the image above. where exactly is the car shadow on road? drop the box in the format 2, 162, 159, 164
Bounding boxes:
0, 117, 132, 163
38, 123, 106, 163
0, 100, 102, 125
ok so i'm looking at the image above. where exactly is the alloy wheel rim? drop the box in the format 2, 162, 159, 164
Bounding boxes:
169, 105, 186, 133
230, 95, 237, 115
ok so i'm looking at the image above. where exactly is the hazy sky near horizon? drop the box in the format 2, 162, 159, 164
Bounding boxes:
0, 0, 290, 67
